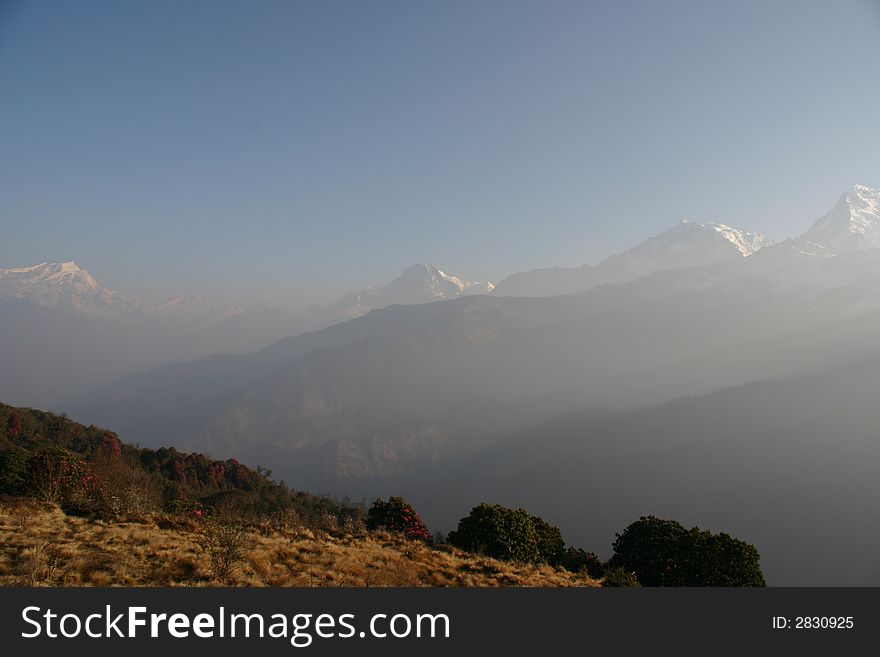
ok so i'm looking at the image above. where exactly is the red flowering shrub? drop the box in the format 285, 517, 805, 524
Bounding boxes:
98, 431, 122, 459
26, 447, 103, 513
6, 411, 23, 438
366, 497, 430, 542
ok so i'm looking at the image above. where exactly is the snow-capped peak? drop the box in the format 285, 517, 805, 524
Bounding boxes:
382, 262, 494, 299
674, 220, 770, 257
324, 263, 494, 320
0, 261, 140, 314
398, 262, 495, 296
1, 261, 98, 295
1, 261, 99, 288
803, 184, 880, 250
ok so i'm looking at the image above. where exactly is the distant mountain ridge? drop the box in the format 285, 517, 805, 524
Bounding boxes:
491, 219, 771, 297
64, 184, 880, 492
0, 259, 494, 408
314, 262, 493, 323
0, 261, 246, 320
0, 259, 492, 323
14, 182, 880, 590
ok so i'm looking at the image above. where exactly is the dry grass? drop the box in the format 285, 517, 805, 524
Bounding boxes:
0, 498, 599, 587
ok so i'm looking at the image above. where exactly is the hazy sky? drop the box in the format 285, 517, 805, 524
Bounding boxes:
1, 0, 879, 307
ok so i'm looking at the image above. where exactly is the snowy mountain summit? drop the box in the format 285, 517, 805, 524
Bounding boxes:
644, 219, 770, 258
803, 185, 880, 252
0, 261, 245, 319
1, 261, 98, 295
590, 219, 771, 283
323, 263, 494, 320
679, 220, 770, 257
491, 217, 770, 298
384, 263, 494, 300
0, 261, 138, 313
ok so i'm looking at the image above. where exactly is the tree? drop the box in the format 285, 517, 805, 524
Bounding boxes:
448, 503, 541, 563
530, 514, 566, 565
610, 516, 765, 586
0, 446, 29, 495
561, 547, 604, 577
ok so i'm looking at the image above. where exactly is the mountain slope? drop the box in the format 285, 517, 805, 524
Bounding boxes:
1, 260, 490, 408
0, 501, 597, 587
309, 262, 493, 325
66, 185, 880, 497
67, 253, 880, 491
388, 354, 880, 587
802, 184, 880, 252
0, 401, 599, 587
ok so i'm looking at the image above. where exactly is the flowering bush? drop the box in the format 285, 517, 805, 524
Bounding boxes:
26, 447, 103, 513
366, 497, 431, 542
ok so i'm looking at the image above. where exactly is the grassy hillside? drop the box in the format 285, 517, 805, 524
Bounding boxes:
0, 498, 598, 587
0, 402, 602, 587
0, 401, 765, 587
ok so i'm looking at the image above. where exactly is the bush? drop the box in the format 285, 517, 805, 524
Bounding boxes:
610, 516, 766, 586
448, 503, 565, 564
561, 547, 604, 577
366, 496, 430, 541
0, 446, 29, 495
26, 448, 103, 514
199, 522, 251, 583
531, 515, 566, 566
198, 513, 252, 583
603, 567, 641, 587
92, 454, 163, 517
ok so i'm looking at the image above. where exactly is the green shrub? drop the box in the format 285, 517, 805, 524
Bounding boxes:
603, 567, 641, 587
610, 516, 766, 586
561, 547, 604, 577
531, 514, 566, 566
448, 503, 566, 564
0, 446, 30, 495
366, 496, 430, 541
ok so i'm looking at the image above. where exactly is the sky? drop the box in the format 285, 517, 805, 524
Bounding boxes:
1, 0, 880, 307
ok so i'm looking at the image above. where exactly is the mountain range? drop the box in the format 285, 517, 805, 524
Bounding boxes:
7, 183, 880, 584
64, 185, 880, 465
491, 219, 772, 297
0, 258, 491, 408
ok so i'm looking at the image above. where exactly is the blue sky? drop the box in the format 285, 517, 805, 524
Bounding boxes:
1, 0, 879, 306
